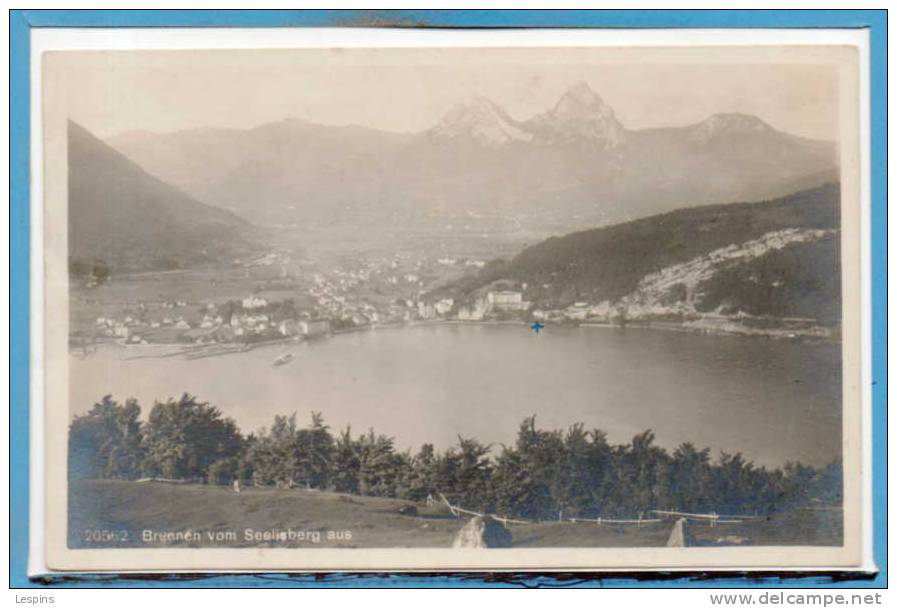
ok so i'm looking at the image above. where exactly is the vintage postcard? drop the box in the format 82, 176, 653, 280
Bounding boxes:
39, 40, 865, 571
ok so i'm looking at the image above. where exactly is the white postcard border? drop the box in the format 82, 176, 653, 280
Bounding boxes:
30, 26, 872, 574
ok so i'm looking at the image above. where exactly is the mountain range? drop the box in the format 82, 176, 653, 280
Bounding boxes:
68, 121, 257, 273
107, 81, 838, 233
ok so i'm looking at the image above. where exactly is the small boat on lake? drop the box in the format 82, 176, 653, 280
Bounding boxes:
273, 352, 294, 367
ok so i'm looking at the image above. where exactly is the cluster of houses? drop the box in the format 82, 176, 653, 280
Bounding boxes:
451, 291, 627, 324
306, 256, 458, 326
91, 286, 618, 348
94, 312, 191, 344
383, 273, 422, 286
297, 253, 493, 326
309, 284, 381, 327
92, 296, 337, 346
532, 301, 618, 323
88, 255, 542, 348
94, 316, 152, 343
92, 298, 204, 343
436, 257, 486, 269
415, 298, 455, 320
193, 303, 333, 343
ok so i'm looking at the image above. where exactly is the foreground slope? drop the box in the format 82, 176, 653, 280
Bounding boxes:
69, 480, 842, 549
68, 121, 257, 273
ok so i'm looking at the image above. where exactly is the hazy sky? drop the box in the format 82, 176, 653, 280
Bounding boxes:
47, 47, 842, 140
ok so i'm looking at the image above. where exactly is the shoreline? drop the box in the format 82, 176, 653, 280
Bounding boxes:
71, 316, 839, 361
578, 320, 839, 343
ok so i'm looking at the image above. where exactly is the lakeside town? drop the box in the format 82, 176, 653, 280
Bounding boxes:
70, 242, 836, 358
71, 249, 514, 352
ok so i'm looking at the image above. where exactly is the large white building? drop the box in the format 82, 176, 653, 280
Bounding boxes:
486, 290, 528, 311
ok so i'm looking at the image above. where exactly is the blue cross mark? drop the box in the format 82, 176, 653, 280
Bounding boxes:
531, 322, 544, 334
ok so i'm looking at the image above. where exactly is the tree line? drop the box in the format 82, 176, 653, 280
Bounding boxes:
69, 394, 842, 520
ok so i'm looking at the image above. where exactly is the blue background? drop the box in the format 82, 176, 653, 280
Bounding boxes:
9, 9, 887, 589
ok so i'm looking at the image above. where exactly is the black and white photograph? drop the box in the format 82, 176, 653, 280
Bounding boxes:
38, 41, 864, 571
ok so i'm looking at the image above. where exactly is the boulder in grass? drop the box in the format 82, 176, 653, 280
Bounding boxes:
666, 517, 695, 547
397, 504, 418, 516
452, 516, 512, 548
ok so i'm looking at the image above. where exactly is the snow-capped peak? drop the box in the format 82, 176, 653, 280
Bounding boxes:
428, 84, 629, 149
529, 81, 626, 149
551, 81, 612, 120
691, 113, 774, 143
430, 96, 533, 146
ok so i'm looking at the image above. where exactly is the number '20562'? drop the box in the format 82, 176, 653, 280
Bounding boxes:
79, 529, 129, 542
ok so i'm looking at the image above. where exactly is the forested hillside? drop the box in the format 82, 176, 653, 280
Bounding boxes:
443, 184, 841, 323
69, 121, 258, 274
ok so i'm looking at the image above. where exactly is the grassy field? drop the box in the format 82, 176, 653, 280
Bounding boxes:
68, 480, 842, 549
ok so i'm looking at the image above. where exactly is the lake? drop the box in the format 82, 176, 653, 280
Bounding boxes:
69, 324, 842, 468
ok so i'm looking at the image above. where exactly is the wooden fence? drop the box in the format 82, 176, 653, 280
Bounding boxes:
568, 516, 662, 527
135, 477, 201, 484
650, 509, 762, 526
437, 493, 531, 525
435, 494, 758, 528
